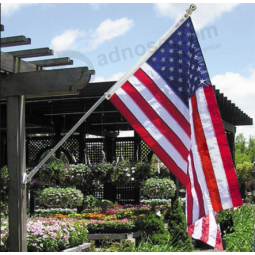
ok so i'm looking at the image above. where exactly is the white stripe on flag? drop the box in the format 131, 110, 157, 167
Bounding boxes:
140, 63, 190, 121
207, 212, 218, 248
115, 87, 188, 174
195, 88, 233, 210
189, 99, 213, 218
128, 75, 191, 150
192, 219, 202, 240
187, 155, 200, 222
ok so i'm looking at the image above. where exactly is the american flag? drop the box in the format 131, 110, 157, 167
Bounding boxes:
107, 16, 242, 249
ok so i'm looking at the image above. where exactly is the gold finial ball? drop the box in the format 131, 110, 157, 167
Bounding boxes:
186, 4, 197, 15
191, 4, 197, 11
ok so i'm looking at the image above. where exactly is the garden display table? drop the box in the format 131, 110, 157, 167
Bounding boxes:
61, 243, 90, 252
87, 231, 140, 245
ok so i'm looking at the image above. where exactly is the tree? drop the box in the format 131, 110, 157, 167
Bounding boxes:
235, 134, 249, 164
247, 136, 255, 163
167, 199, 193, 251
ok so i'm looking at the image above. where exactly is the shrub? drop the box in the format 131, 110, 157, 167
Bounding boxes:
135, 212, 170, 245
167, 199, 193, 251
39, 187, 83, 208
143, 178, 176, 199
217, 209, 234, 237
226, 205, 254, 252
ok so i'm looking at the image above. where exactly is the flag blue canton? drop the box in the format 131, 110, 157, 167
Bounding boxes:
147, 17, 211, 107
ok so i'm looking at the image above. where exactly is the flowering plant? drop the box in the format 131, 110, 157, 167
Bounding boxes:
0, 218, 9, 251
31, 158, 67, 185
39, 187, 83, 208
0, 217, 88, 252
0, 166, 9, 216
86, 218, 136, 233
143, 178, 176, 199
63, 164, 86, 185
34, 208, 77, 217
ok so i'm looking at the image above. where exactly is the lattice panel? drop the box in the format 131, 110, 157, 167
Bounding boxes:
27, 138, 56, 165
115, 183, 136, 204
140, 140, 152, 161
115, 140, 134, 161
86, 141, 104, 163
62, 137, 80, 161
93, 187, 104, 199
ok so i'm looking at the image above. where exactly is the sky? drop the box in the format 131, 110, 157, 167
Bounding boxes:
1, 2, 255, 142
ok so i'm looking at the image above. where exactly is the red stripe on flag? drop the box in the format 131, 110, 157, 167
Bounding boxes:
121, 81, 189, 161
134, 68, 191, 137
187, 221, 195, 236
203, 86, 242, 208
215, 225, 223, 251
190, 151, 205, 219
200, 215, 210, 244
110, 93, 189, 186
191, 94, 223, 212
186, 179, 193, 225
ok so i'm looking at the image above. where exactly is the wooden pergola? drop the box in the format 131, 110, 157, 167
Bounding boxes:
0, 24, 95, 252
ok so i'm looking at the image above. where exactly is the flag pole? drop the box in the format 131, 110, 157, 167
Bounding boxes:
24, 93, 108, 183
24, 4, 197, 184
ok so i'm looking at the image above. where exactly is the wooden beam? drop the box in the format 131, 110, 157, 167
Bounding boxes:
7, 47, 54, 58
222, 120, 236, 134
1, 24, 4, 31
1, 36, 31, 48
1, 51, 38, 73
28, 57, 73, 67
1, 67, 95, 98
7, 96, 27, 251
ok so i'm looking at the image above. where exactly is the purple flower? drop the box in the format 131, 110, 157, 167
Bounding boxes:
32, 243, 36, 246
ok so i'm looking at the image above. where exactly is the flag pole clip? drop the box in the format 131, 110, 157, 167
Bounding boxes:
186, 4, 197, 16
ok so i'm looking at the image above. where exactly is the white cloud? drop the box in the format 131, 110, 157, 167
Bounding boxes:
1, 3, 34, 16
50, 18, 134, 52
154, 3, 240, 30
212, 70, 255, 140
93, 72, 125, 82
84, 18, 134, 51
50, 30, 85, 52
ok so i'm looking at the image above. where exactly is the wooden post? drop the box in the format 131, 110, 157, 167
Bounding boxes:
78, 122, 86, 163
7, 96, 27, 252
105, 136, 114, 162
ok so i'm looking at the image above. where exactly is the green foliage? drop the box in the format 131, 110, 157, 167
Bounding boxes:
167, 199, 194, 251
247, 136, 255, 162
236, 161, 253, 184
248, 191, 255, 203
39, 187, 83, 208
83, 195, 97, 208
235, 134, 255, 164
226, 205, 254, 252
135, 212, 170, 245
82, 195, 114, 210
32, 158, 66, 184
34, 208, 76, 217
217, 209, 234, 237
143, 178, 176, 199
101, 236, 192, 252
